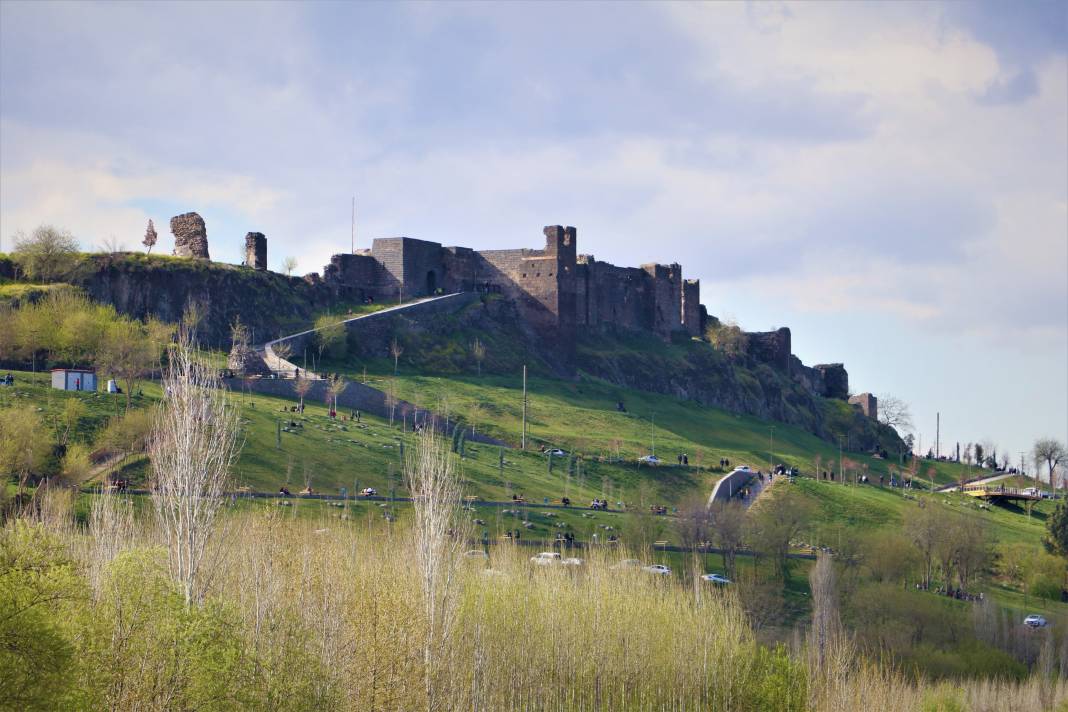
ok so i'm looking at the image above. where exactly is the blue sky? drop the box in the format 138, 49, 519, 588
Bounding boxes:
1, 1, 1065, 472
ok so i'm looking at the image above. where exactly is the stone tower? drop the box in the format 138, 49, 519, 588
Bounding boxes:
244, 232, 267, 270
170, 212, 210, 259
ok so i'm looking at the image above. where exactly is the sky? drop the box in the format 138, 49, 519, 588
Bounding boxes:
1, 1, 1065, 473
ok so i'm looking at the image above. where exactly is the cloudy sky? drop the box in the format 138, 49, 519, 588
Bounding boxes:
2, 1, 1065, 468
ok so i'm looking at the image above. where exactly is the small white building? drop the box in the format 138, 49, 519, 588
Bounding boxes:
51, 368, 97, 392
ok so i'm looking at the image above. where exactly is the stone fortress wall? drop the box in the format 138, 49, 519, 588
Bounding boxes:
163, 211, 875, 414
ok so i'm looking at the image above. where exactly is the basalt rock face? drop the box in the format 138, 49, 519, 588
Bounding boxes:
73, 254, 336, 347
171, 212, 210, 259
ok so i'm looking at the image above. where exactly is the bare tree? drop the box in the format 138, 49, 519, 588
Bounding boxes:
404, 426, 468, 712
708, 501, 747, 579
293, 376, 313, 411
1033, 438, 1066, 488
326, 373, 348, 413
87, 487, 135, 598
149, 328, 243, 606
877, 394, 913, 433
282, 256, 298, 276
142, 219, 158, 254
391, 337, 404, 376
471, 338, 486, 377
808, 553, 842, 673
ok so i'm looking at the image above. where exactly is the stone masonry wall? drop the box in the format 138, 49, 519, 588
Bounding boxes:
682, 279, 701, 337
171, 212, 210, 259
642, 263, 683, 338
244, 232, 267, 271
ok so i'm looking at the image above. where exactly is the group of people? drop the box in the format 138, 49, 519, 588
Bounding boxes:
589, 498, 609, 510
718, 458, 732, 468
0, 373, 14, 386
649, 504, 668, 515
676, 453, 690, 465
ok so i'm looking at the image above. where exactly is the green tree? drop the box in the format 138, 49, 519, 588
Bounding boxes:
11, 224, 79, 282
314, 314, 346, 361
1045, 499, 1068, 560
0, 407, 54, 496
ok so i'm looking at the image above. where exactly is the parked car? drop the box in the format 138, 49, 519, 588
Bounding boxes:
531, 552, 562, 565
464, 550, 489, 559
544, 448, 567, 457
701, 573, 731, 585
562, 557, 584, 567
736, 465, 751, 473
642, 564, 671, 576
360, 487, 377, 497
1024, 614, 1048, 628
638, 455, 661, 465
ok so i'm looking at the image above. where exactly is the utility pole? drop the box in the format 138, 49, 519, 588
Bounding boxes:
769, 426, 775, 473
650, 413, 655, 457
838, 436, 844, 483
521, 365, 527, 450
936, 412, 940, 459
351, 195, 356, 254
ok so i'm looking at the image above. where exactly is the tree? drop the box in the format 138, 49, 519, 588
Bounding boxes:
1033, 438, 1066, 488
471, 338, 486, 376
974, 443, 984, 469
326, 374, 348, 412
708, 501, 747, 579
282, 256, 298, 276
905, 504, 941, 590
314, 315, 346, 361
1045, 500, 1068, 560
293, 376, 313, 411
877, 394, 913, 433
403, 426, 467, 712
97, 319, 156, 411
0, 406, 53, 497
705, 318, 748, 358
142, 219, 158, 254
11, 225, 79, 282
749, 489, 812, 580
149, 328, 242, 606
390, 337, 404, 376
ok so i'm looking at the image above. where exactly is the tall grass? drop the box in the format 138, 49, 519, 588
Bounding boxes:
3, 500, 1066, 711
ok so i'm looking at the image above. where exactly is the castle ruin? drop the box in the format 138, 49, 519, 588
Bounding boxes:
244, 232, 267, 271
170, 212, 210, 259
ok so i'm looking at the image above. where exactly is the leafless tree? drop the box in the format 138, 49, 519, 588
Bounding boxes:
293, 376, 313, 411
808, 553, 842, 673
327, 373, 348, 412
282, 256, 298, 276
1033, 438, 1066, 488
404, 426, 468, 712
87, 487, 135, 598
471, 338, 486, 376
877, 394, 913, 433
709, 501, 747, 579
391, 337, 404, 376
905, 504, 940, 590
149, 328, 243, 606
142, 219, 158, 254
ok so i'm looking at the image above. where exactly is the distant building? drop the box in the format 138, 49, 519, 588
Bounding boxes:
51, 368, 96, 392
849, 392, 878, 420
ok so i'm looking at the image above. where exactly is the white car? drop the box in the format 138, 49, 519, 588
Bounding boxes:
545, 448, 567, 457
638, 455, 660, 465
1024, 614, 1048, 628
643, 564, 671, 576
530, 552, 562, 565
562, 557, 584, 567
736, 465, 751, 473
701, 573, 731, 585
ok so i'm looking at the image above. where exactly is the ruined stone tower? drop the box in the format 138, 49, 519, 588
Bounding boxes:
244, 232, 267, 270
170, 212, 210, 259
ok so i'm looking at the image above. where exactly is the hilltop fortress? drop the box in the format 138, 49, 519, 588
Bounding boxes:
49, 211, 875, 420
323, 226, 702, 345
